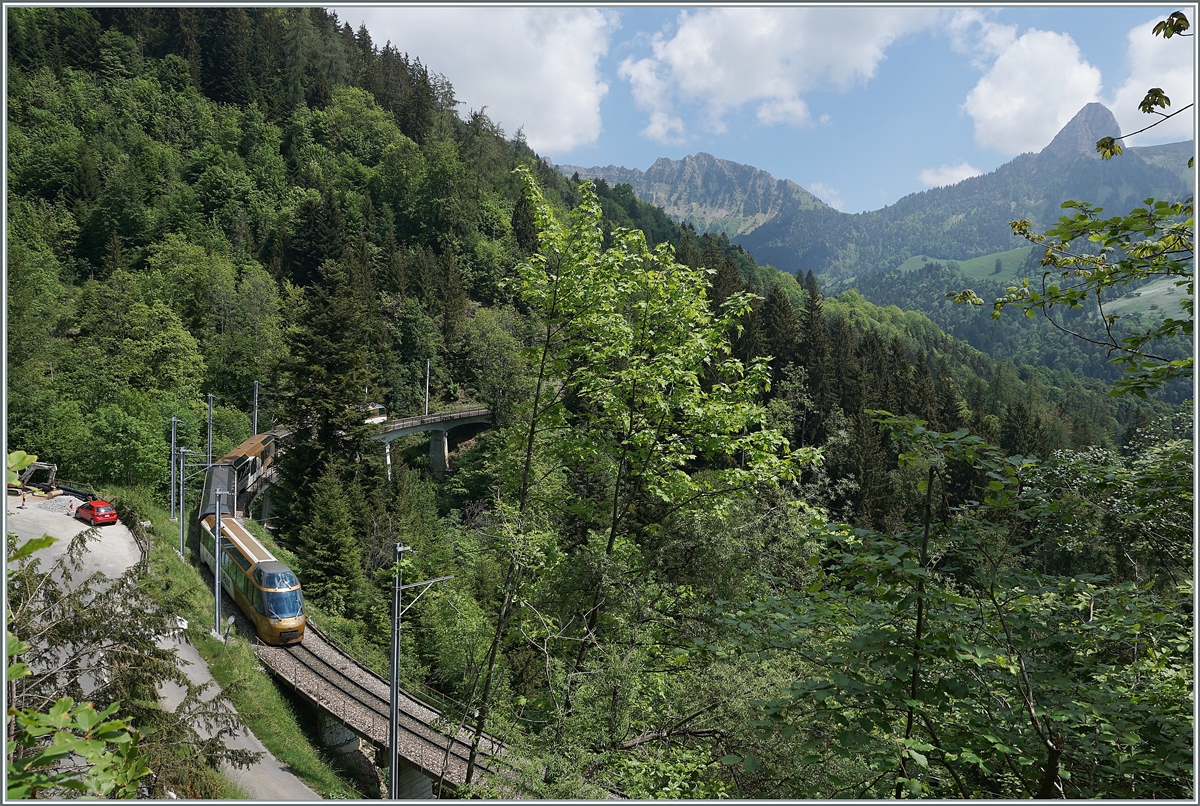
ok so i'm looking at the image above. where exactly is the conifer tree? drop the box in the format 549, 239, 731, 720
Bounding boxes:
798, 272, 833, 419
856, 329, 892, 411
199, 8, 256, 106
510, 192, 538, 255
887, 337, 914, 414
1000, 400, 1045, 458
827, 313, 859, 419
68, 148, 102, 220
274, 255, 382, 543
709, 253, 744, 316
676, 224, 701, 268
849, 409, 889, 529
295, 464, 367, 617
910, 349, 938, 423
762, 282, 799, 388
399, 58, 436, 146
288, 190, 345, 286
380, 229, 408, 295
408, 244, 436, 305
735, 276, 768, 369
438, 253, 467, 349
935, 372, 967, 432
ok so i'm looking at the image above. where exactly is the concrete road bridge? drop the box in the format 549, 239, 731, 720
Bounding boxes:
372, 408, 493, 478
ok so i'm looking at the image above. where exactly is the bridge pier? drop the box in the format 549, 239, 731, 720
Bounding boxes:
429, 430, 450, 478
315, 711, 386, 797
375, 750, 435, 799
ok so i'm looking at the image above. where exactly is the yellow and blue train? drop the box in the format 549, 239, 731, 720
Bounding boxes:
198, 433, 305, 645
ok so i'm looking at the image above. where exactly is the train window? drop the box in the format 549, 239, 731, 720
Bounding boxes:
228, 546, 252, 572
264, 589, 304, 619
258, 570, 299, 590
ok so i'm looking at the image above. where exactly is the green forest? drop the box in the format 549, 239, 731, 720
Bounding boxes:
6, 7, 1193, 799
846, 254, 1192, 401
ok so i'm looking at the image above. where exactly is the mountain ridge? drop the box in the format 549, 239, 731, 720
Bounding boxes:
563, 103, 1193, 281
556, 151, 829, 236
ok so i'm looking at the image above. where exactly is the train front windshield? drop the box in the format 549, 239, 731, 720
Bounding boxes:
260, 569, 298, 588
265, 589, 304, 619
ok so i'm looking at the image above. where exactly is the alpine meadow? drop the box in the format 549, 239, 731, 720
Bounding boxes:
5, 7, 1194, 800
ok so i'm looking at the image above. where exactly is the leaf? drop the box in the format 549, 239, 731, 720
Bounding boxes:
1138, 87, 1171, 114
7, 535, 56, 563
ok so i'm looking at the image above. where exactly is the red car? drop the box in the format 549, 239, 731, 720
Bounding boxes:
75, 500, 118, 526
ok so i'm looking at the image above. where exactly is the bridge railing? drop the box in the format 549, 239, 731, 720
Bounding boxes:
380, 407, 491, 432
312, 621, 478, 725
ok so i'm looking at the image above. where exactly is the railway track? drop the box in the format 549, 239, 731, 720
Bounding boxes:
255, 624, 503, 791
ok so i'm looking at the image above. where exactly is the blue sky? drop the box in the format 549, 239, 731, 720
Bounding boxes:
331, 5, 1196, 213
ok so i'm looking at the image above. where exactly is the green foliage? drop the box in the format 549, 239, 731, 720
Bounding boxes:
7, 450, 38, 486
619, 744, 730, 799
1001, 198, 1193, 396
6, 690, 150, 799
294, 465, 367, 617
6, 524, 262, 799
716, 415, 1192, 798
516, 168, 801, 516
7, 10, 1192, 800
458, 305, 533, 425
90, 396, 168, 487
5, 456, 150, 799
63, 269, 205, 410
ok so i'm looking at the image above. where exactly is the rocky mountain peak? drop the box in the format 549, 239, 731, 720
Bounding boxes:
1040, 103, 1122, 162
557, 153, 828, 236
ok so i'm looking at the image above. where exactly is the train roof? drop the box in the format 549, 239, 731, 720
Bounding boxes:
219, 432, 275, 464
202, 513, 275, 565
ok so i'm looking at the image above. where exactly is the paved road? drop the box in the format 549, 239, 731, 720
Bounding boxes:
156, 636, 321, 800
4, 492, 139, 578
4, 492, 321, 800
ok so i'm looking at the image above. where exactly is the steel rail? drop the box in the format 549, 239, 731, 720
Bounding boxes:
255, 624, 503, 788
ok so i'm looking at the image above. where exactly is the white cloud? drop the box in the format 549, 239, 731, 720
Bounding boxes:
808, 181, 844, 211
947, 9, 1016, 69
618, 55, 686, 143
960, 23, 1103, 155
919, 162, 983, 187
330, 7, 617, 155
1107, 15, 1195, 145
620, 7, 941, 143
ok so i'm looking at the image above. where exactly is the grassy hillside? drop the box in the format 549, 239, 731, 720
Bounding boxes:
1106, 274, 1193, 319
893, 246, 1035, 282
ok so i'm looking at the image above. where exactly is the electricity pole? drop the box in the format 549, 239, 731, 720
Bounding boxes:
177, 448, 191, 557
169, 414, 177, 522
389, 543, 412, 801
388, 545, 451, 799
207, 393, 214, 467
253, 381, 259, 435
212, 488, 231, 638
424, 359, 430, 416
